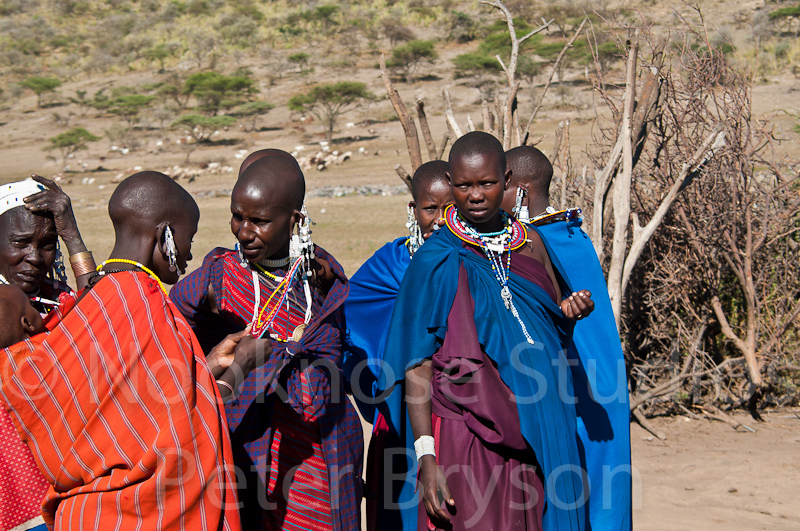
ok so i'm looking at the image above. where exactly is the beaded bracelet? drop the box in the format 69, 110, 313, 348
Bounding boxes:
414, 435, 436, 460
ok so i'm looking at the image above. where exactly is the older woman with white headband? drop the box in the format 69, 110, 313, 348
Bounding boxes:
0, 175, 93, 312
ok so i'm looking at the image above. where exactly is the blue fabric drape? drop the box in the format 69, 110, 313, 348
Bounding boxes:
378, 226, 585, 531
343, 237, 411, 423
535, 219, 632, 531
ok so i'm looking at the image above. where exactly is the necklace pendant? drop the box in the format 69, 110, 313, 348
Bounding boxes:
501, 286, 512, 309
291, 323, 307, 342
487, 241, 505, 254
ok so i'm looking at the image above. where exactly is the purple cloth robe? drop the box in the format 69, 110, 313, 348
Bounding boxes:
421, 250, 556, 531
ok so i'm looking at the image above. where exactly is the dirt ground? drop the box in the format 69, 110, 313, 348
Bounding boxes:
353, 409, 800, 530
630, 411, 800, 530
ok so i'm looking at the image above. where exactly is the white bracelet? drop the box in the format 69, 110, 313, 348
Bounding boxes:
414, 435, 436, 461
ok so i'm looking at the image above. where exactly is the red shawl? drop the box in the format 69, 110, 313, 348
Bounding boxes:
0, 272, 241, 531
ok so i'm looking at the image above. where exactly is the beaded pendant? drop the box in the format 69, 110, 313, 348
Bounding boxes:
444, 205, 535, 344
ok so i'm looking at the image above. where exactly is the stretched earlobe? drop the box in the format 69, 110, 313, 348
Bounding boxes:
21, 316, 35, 335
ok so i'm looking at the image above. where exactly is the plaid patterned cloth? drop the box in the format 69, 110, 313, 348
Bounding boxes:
171, 247, 363, 531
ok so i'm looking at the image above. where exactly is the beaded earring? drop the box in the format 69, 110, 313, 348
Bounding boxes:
290, 203, 315, 270
164, 225, 178, 272
52, 240, 68, 285
234, 241, 248, 266
514, 187, 531, 223
406, 202, 424, 256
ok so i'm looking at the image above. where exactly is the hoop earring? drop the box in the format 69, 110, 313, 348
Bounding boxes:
164, 225, 178, 272
406, 203, 424, 256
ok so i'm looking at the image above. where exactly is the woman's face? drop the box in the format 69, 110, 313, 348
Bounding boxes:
0, 208, 58, 295
230, 186, 298, 264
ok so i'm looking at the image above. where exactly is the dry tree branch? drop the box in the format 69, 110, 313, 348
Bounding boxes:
479, 0, 552, 89
620, 127, 727, 295
415, 99, 438, 160
380, 54, 422, 172
522, 17, 588, 142
606, 34, 639, 326
442, 88, 464, 140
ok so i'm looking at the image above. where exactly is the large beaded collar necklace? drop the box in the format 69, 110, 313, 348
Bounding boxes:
444, 205, 535, 344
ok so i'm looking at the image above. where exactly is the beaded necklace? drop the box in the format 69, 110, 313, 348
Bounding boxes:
96, 259, 168, 296
248, 258, 313, 341
445, 205, 535, 345
0, 273, 7, 285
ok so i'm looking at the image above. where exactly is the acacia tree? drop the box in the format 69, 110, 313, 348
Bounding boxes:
231, 101, 275, 132
288, 82, 375, 143
108, 94, 156, 127
21, 76, 62, 107
386, 40, 438, 83
182, 71, 257, 115
47, 127, 100, 169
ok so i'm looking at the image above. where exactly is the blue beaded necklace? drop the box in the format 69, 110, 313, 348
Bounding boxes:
452, 209, 535, 345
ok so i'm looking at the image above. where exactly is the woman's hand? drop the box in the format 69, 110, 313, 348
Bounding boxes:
561, 290, 594, 321
206, 325, 251, 378
24, 175, 86, 254
418, 455, 456, 524
232, 334, 273, 376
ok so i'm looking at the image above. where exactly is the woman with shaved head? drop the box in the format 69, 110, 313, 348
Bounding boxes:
171, 150, 363, 531
0, 172, 243, 530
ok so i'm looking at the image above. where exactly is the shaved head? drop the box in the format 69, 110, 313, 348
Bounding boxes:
109, 171, 199, 235
506, 145, 553, 199
0, 284, 43, 348
449, 131, 506, 174
411, 160, 450, 202
234, 152, 305, 211
239, 148, 297, 177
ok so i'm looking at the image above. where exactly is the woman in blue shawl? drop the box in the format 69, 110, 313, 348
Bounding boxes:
379, 132, 593, 531
343, 160, 453, 531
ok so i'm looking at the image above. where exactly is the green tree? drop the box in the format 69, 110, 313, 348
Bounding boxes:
47, 127, 100, 169
108, 94, 156, 127
21, 76, 62, 107
288, 82, 375, 143
386, 39, 438, 83
453, 52, 502, 78
230, 101, 275, 132
146, 44, 174, 72
182, 71, 257, 115
157, 84, 191, 109
288, 52, 310, 71
308, 5, 339, 31
172, 114, 237, 142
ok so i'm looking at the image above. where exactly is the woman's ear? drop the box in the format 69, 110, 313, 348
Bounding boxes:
155, 222, 169, 255
291, 209, 304, 231
21, 316, 36, 336
504, 169, 512, 190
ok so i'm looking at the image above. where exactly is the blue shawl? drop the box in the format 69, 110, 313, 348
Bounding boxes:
378, 226, 585, 531
343, 237, 411, 423
536, 218, 632, 531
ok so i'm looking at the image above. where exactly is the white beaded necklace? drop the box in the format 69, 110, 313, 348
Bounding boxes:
458, 215, 535, 345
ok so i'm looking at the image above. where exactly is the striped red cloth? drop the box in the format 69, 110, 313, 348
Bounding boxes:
0, 272, 242, 531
